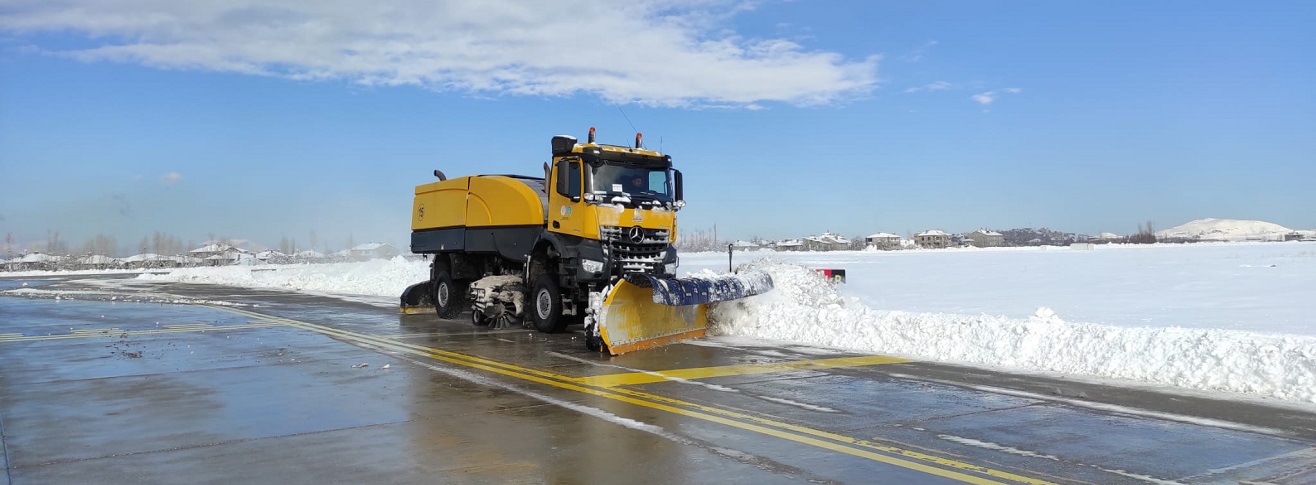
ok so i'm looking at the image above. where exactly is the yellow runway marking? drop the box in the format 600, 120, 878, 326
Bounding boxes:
215, 306, 1055, 485
575, 355, 910, 387
0, 322, 285, 343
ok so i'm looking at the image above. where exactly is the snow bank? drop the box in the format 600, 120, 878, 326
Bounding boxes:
135, 257, 428, 297
710, 259, 1316, 403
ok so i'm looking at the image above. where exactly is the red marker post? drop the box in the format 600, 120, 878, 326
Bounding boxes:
814, 268, 846, 284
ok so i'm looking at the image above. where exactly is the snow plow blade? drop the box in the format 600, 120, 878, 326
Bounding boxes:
626, 271, 775, 306
399, 281, 434, 314
598, 279, 708, 355
598, 272, 774, 355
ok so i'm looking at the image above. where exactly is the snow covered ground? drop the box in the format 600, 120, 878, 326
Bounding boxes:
5, 242, 1315, 406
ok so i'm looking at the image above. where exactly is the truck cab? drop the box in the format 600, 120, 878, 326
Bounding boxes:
544, 129, 683, 281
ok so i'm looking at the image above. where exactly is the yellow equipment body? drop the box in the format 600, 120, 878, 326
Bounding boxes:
401, 128, 772, 354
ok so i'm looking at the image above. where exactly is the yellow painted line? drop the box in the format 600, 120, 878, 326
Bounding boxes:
575, 355, 910, 388
214, 306, 1054, 485
164, 323, 214, 329
72, 327, 124, 334
0, 322, 285, 343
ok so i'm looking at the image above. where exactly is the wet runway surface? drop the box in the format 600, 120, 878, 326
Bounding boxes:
3, 276, 1316, 484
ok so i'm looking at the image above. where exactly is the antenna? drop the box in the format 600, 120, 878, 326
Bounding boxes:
616, 104, 640, 143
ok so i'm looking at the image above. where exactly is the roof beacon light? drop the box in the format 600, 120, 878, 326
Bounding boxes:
635, 133, 643, 149
588, 127, 596, 144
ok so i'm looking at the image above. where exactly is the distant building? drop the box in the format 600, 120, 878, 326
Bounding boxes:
773, 239, 804, 252
730, 240, 761, 251
348, 242, 399, 260
802, 232, 850, 251
967, 230, 1004, 248
77, 254, 118, 270
189, 244, 249, 266
914, 230, 950, 249
864, 232, 901, 250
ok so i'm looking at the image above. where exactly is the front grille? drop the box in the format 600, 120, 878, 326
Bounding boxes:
599, 225, 669, 273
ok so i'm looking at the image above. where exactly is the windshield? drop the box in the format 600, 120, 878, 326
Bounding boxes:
589, 164, 674, 203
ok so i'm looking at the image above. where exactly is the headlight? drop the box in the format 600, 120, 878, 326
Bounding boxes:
664, 263, 678, 275
582, 259, 604, 273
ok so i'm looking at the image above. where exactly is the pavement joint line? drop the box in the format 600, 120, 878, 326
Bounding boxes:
0, 322, 286, 343
574, 355, 911, 388
214, 305, 1055, 485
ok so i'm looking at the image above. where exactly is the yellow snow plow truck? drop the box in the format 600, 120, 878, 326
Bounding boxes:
401, 128, 773, 354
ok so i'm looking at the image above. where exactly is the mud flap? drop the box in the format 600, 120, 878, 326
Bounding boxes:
598, 279, 708, 355
399, 281, 434, 315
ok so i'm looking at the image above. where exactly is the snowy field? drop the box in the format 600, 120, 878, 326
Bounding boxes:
5, 242, 1315, 406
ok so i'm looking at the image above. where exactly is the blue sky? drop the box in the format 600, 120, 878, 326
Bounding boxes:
1, 1, 1313, 254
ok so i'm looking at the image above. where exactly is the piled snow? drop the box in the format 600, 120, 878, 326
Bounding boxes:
1158, 218, 1292, 241
135, 257, 428, 297
708, 259, 1316, 403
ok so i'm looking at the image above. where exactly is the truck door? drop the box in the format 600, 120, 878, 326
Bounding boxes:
548, 158, 587, 237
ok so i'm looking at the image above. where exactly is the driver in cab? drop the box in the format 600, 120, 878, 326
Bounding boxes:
622, 174, 646, 193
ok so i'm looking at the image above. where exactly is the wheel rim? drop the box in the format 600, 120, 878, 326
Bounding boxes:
536, 288, 553, 319
436, 281, 450, 307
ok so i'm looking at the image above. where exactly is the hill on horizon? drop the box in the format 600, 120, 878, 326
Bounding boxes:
1156, 218, 1295, 241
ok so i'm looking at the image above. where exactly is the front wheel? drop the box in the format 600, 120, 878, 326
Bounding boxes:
530, 273, 567, 333
433, 270, 468, 319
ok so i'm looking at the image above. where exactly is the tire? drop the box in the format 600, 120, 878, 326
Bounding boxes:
433, 270, 467, 319
530, 273, 567, 333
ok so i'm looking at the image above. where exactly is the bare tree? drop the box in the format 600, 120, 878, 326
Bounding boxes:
80, 234, 119, 256
1128, 221, 1157, 244
46, 229, 69, 255
279, 236, 292, 255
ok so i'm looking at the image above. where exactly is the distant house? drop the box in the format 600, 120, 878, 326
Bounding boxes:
77, 254, 118, 270
170, 255, 204, 267
967, 230, 1004, 248
122, 253, 170, 269
773, 239, 804, 252
293, 250, 325, 260
802, 232, 849, 251
914, 230, 951, 249
864, 232, 901, 250
15, 252, 60, 270
189, 244, 249, 266
348, 242, 399, 260
254, 250, 292, 264
730, 240, 761, 251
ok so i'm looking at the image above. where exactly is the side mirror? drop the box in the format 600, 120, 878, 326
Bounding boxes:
673, 170, 684, 204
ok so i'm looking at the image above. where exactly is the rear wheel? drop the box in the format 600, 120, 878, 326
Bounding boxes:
530, 273, 567, 333
433, 270, 468, 319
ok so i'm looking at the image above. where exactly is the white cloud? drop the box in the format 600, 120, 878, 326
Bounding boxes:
900, 40, 938, 62
971, 88, 1021, 105
904, 81, 951, 93
0, 0, 879, 107
162, 172, 183, 185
